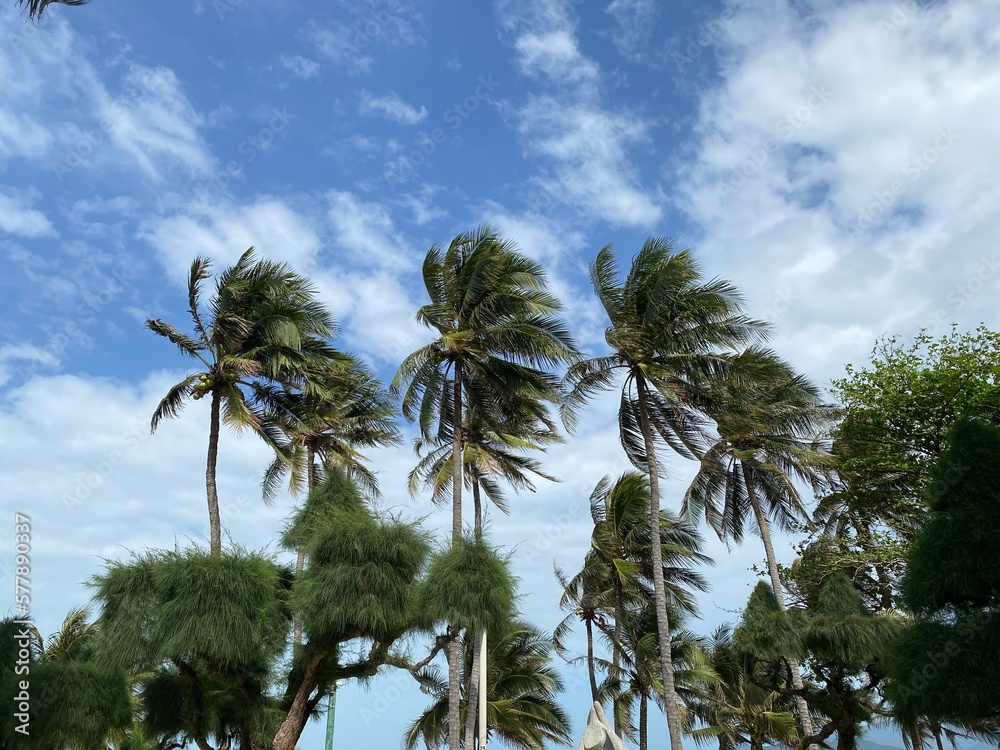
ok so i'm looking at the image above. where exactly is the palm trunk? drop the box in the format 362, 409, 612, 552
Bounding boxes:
293, 447, 316, 648
449, 360, 464, 750
741, 463, 815, 747
585, 618, 599, 702
612, 577, 624, 739
207, 388, 222, 557
639, 693, 648, 750
635, 376, 684, 750
464, 479, 484, 748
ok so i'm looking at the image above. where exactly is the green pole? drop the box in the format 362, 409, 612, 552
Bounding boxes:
324, 683, 339, 750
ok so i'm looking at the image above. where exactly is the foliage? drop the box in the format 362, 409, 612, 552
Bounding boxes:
405, 619, 572, 750
887, 418, 1000, 724
291, 502, 430, 644
735, 575, 901, 750
417, 537, 518, 633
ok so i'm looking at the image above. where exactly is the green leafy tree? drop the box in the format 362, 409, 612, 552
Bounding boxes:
146, 249, 336, 556
89, 472, 436, 750
683, 347, 832, 739
393, 226, 578, 750
1, 612, 133, 750
405, 619, 572, 750
564, 238, 765, 750
886, 417, 1000, 724
814, 325, 1000, 609
735, 574, 900, 750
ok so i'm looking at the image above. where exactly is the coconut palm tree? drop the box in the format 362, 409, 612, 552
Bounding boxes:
146, 249, 336, 556
262, 356, 400, 645
690, 625, 799, 750
682, 347, 833, 738
600, 605, 716, 750
393, 226, 578, 750
15, 0, 87, 19
405, 620, 572, 750
555, 471, 711, 739
261, 355, 400, 503
564, 238, 765, 750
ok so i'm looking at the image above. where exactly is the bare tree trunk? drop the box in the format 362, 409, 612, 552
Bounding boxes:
293, 447, 315, 648
741, 463, 815, 748
639, 693, 648, 750
586, 618, 598, 702
207, 388, 222, 557
272, 651, 327, 750
449, 361, 464, 750
635, 376, 684, 750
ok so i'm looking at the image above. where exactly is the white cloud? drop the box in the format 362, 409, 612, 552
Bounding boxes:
0, 6, 213, 181
141, 198, 322, 283
0, 189, 56, 238
279, 54, 321, 80
514, 29, 599, 84
674, 0, 1000, 379
498, 0, 663, 226
359, 90, 428, 125
605, 0, 658, 60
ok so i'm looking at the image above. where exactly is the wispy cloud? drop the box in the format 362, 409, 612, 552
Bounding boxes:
359, 90, 428, 125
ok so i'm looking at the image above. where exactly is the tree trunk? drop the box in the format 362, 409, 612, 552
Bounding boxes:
207, 388, 223, 557
272, 650, 327, 750
612, 576, 624, 739
464, 479, 484, 748
293, 446, 315, 648
634, 376, 684, 750
585, 618, 598, 702
741, 463, 815, 748
449, 360, 464, 750
639, 693, 648, 750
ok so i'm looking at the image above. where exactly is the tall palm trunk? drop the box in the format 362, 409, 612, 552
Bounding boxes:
448, 360, 464, 750
635, 376, 684, 750
585, 617, 599, 702
639, 693, 648, 750
741, 463, 814, 746
206, 388, 223, 557
464, 478, 484, 748
293, 446, 316, 647
612, 576, 624, 738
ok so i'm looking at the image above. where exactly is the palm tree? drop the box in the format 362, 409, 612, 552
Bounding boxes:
405, 620, 572, 750
555, 471, 711, 740
146, 249, 336, 556
262, 356, 400, 503
690, 625, 799, 750
682, 348, 833, 739
393, 226, 578, 750
601, 606, 716, 750
261, 355, 400, 646
564, 238, 765, 750
16, 0, 87, 19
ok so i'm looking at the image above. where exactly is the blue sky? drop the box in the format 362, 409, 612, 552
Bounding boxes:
2, 0, 999, 747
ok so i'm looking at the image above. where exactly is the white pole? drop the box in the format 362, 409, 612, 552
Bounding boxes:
478, 628, 488, 748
